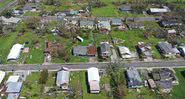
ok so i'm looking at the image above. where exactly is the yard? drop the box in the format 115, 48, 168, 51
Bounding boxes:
110, 30, 163, 59
171, 68, 185, 99
0, 0, 13, 8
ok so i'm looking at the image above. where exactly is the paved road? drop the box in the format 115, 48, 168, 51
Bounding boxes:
0, 0, 18, 14
1, 60, 185, 71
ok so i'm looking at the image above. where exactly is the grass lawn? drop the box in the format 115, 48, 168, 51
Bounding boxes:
125, 88, 157, 99
171, 68, 185, 99
70, 71, 109, 99
21, 72, 42, 99
110, 30, 163, 59
0, 0, 13, 8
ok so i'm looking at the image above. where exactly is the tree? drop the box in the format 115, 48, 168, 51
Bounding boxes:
25, 17, 40, 29
18, 0, 26, 6
106, 63, 126, 99
1, 9, 12, 18
39, 69, 48, 84
0, 19, 3, 35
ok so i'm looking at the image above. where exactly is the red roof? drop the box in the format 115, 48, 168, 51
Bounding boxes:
87, 46, 97, 56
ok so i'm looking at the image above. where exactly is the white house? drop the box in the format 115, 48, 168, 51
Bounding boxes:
0, 71, 6, 84
118, 46, 132, 59
87, 67, 100, 93
7, 44, 24, 61
1, 16, 21, 25
6, 76, 20, 83
56, 69, 70, 90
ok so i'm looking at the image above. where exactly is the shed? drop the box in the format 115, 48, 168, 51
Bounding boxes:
147, 79, 156, 89
87, 67, 100, 93
7, 44, 23, 61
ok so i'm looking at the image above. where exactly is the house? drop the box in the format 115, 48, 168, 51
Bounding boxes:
118, 46, 132, 59
148, 6, 171, 14
126, 68, 143, 88
73, 46, 87, 56
87, 67, 100, 93
98, 21, 111, 34
6, 82, 23, 93
178, 46, 185, 57
1, 16, 21, 25
157, 42, 180, 58
127, 23, 145, 30
0, 71, 6, 84
56, 69, 70, 90
152, 68, 179, 85
110, 18, 123, 26
119, 5, 132, 12
22, 3, 39, 13
147, 79, 156, 89
6, 76, 20, 83
7, 44, 24, 61
100, 42, 111, 58
73, 45, 97, 57
87, 45, 97, 56
159, 20, 182, 27
79, 20, 94, 30
137, 42, 153, 61
156, 81, 172, 93
12, 10, 23, 16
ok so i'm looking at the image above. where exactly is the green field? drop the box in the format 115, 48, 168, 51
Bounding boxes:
0, 0, 13, 8
171, 68, 185, 99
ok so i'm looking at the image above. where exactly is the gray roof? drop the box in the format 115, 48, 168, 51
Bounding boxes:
100, 42, 111, 53
80, 20, 94, 26
156, 81, 172, 89
73, 46, 87, 56
158, 42, 175, 54
127, 68, 143, 88
96, 17, 110, 22
23, 4, 39, 11
56, 70, 70, 86
128, 23, 145, 29
6, 82, 23, 93
119, 5, 132, 11
110, 18, 123, 25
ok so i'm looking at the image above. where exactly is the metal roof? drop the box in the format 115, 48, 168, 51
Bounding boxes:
6, 82, 23, 93
56, 70, 70, 87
